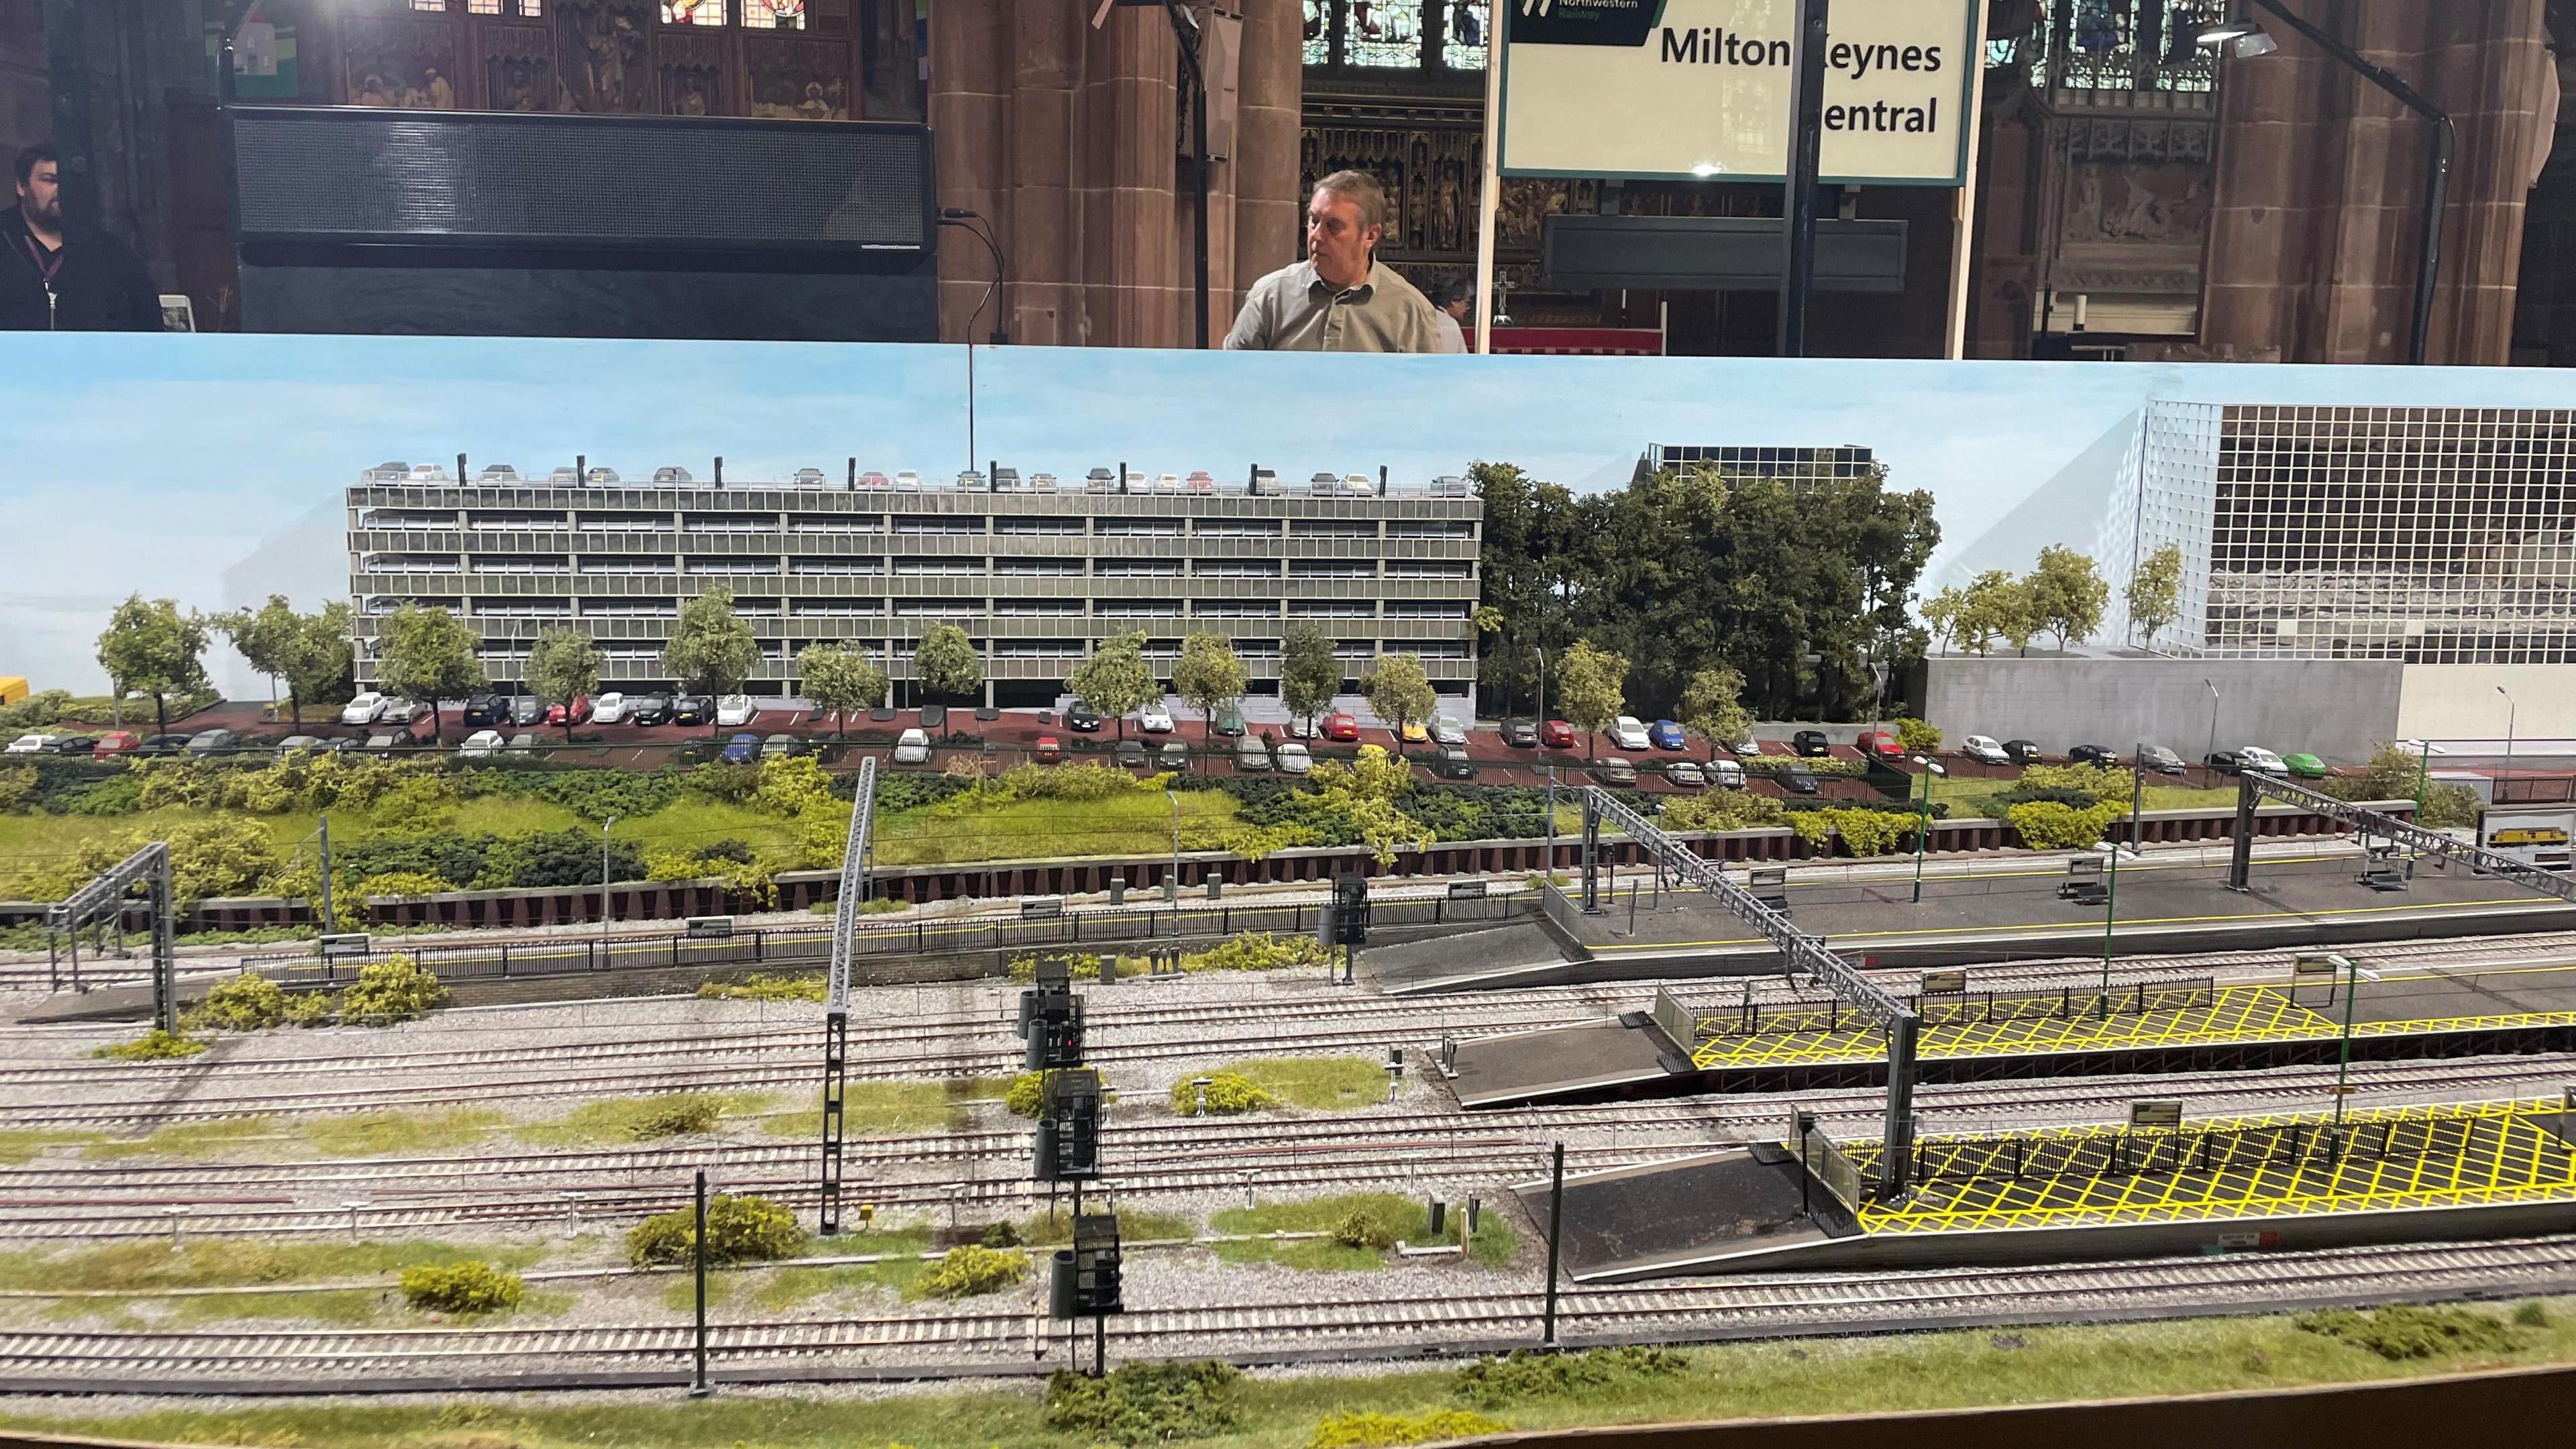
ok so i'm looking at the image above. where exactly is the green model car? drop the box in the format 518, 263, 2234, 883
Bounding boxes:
2282, 751, 2329, 779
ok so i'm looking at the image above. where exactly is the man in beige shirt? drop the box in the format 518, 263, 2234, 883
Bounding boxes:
1225, 170, 1443, 354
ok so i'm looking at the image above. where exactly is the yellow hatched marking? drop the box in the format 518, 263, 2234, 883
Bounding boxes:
1688, 985, 2576, 1070
1824, 1099, 2576, 1235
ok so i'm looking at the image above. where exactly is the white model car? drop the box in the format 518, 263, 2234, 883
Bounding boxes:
892, 727, 932, 765
591, 692, 631, 724
715, 694, 759, 727
2238, 745, 2289, 774
4, 733, 58, 754
1275, 741, 1312, 775
340, 692, 388, 727
894, 470, 922, 491
1432, 714, 1467, 746
1960, 734, 2011, 766
1609, 715, 1651, 751
459, 730, 505, 759
1138, 704, 1175, 734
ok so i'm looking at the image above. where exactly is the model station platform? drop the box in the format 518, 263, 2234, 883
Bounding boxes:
1521, 1098, 2576, 1281
1383, 849, 2576, 994
1448, 959, 2576, 1108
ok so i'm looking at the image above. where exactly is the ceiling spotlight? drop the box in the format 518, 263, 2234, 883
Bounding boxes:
2196, 22, 2278, 58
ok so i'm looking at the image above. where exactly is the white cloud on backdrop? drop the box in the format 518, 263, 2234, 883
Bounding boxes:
6, 335, 2575, 694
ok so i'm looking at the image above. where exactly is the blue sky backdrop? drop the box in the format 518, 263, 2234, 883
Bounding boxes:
7, 334, 2576, 694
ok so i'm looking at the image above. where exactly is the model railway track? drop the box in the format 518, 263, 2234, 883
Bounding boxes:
1, 1237, 2570, 1379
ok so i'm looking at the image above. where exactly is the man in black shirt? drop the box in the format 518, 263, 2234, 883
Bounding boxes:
3, 141, 160, 331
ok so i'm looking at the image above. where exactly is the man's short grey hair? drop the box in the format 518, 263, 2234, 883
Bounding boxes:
1313, 170, 1388, 235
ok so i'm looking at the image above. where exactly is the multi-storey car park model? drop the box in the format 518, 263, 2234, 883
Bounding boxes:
345, 460, 1484, 711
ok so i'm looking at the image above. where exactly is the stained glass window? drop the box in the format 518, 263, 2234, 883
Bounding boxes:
2017, 0, 2222, 93
663, 0, 724, 25
1442, 0, 1487, 70
745, 0, 807, 28
1304, 1, 1332, 66
1344, 0, 1421, 68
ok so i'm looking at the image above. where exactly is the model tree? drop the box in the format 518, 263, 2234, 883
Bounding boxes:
221, 596, 305, 722
2025, 544, 2108, 652
525, 627, 604, 740
1171, 631, 1250, 739
1065, 630, 1157, 740
375, 604, 486, 741
1676, 665, 1752, 762
662, 586, 761, 736
282, 604, 356, 727
1554, 639, 1627, 759
1361, 651, 1437, 755
797, 641, 889, 737
912, 623, 983, 717
2127, 543, 2184, 650
1279, 623, 1342, 733
95, 594, 209, 735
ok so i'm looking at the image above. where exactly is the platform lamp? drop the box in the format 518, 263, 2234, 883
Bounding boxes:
1095, 0, 1212, 349
1908, 757, 1945, 903
2198, 3, 2452, 366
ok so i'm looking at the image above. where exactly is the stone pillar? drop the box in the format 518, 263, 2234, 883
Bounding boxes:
928, 3, 1010, 345
1082, 11, 1180, 347
2200, 1, 2555, 365
1233, 0, 1305, 316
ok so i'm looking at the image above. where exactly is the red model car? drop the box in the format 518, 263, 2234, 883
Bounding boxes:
547, 696, 594, 727
1540, 719, 1576, 749
91, 730, 142, 757
1324, 712, 1360, 743
1034, 735, 1063, 762
1856, 729, 1902, 759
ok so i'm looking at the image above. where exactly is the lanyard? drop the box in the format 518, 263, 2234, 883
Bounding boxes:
18, 231, 61, 284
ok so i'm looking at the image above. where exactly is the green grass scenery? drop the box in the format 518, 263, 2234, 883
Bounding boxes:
515, 1092, 773, 1148
0, 1238, 557, 1328
1208, 1192, 1513, 1273
758, 1079, 1015, 1140
12, 1301, 2575, 1448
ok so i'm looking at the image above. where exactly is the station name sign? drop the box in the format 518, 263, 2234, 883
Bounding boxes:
1499, 0, 1981, 184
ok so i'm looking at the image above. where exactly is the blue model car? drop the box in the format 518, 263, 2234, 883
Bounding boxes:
720, 732, 761, 765
1649, 718, 1687, 751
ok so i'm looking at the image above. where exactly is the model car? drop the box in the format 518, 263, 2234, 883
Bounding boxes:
478, 463, 519, 481
341, 692, 390, 727
629, 694, 674, 726
361, 732, 400, 753
1595, 755, 1638, 786
3, 733, 58, 754
1114, 739, 1150, 770
461, 694, 506, 727
91, 730, 141, 757
408, 462, 449, 482
858, 470, 890, 488
672, 696, 714, 727
1779, 763, 1821, 794
894, 470, 922, 490
720, 733, 762, 765
1399, 719, 1429, 744
794, 467, 826, 488
506, 733, 543, 753
1959, 735, 2010, 766
2239, 745, 2288, 774
1856, 730, 1903, 759
1792, 729, 1833, 757
510, 696, 547, 727
1086, 467, 1117, 490
1137, 703, 1175, 734
133, 733, 192, 757
1609, 716, 1651, 751
1666, 759, 1707, 788
1034, 735, 1063, 763
892, 728, 932, 765
1324, 712, 1360, 743
34, 736, 95, 757
1212, 706, 1247, 737
2139, 745, 2186, 775
716, 694, 759, 727
2204, 749, 2250, 775
993, 468, 1021, 491
1287, 713, 1319, 739
547, 696, 593, 727
2284, 751, 2329, 779
2001, 739, 2044, 765
1432, 714, 1468, 747
1502, 718, 1538, 748
2068, 744, 2121, 767
761, 734, 806, 758
184, 728, 237, 754
591, 692, 630, 724
1435, 747, 1477, 780
1275, 741, 1313, 775
378, 699, 422, 725
460, 730, 506, 758
1649, 719, 1687, 751
1540, 718, 1576, 749
1235, 735, 1269, 772
1159, 741, 1192, 773
1066, 704, 1104, 733
1029, 472, 1058, 491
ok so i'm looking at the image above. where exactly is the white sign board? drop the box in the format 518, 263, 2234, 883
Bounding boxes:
2481, 809, 2575, 871
1499, 0, 1980, 184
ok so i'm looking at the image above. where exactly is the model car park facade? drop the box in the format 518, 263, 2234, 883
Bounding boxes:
345, 466, 1483, 710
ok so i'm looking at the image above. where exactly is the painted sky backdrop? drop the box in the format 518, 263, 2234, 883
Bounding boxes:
8, 334, 2576, 695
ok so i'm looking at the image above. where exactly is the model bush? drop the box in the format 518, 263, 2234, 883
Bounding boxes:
353, 870, 453, 900
337, 953, 449, 1024
697, 973, 826, 1002
89, 1028, 207, 1061
626, 1095, 721, 1139
1450, 1345, 1686, 1407
399, 1260, 525, 1315
1329, 1210, 1396, 1250
189, 970, 297, 1032
2015, 762, 2129, 802
1006, 951, 1103, 984
2294, 1304, 2523, 1361
1892, 717, 1941, 752
625, 1192, 803, 1268
2005, 800, 2122, 851
1042, 1361, 1242, 1446
1180, 931, 1331, 974
1169, 1071, 1275, 1116
912, 1244, 1028, 1300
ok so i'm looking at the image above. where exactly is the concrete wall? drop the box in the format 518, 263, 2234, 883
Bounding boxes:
1922, 656, 2402, 763
2398, 663, 2576, 742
